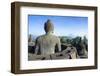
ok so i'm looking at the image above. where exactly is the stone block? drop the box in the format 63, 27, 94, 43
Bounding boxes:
50, 52, 69, 60
28, 53, 51, 60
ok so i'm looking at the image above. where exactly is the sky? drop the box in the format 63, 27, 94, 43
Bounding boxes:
28, 15, 88, 37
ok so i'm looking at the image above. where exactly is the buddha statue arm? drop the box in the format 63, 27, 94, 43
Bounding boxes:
57, 38, 61, 52
34, 38, 39, 55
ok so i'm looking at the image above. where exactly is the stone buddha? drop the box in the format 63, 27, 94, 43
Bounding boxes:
35, 19, 61, 55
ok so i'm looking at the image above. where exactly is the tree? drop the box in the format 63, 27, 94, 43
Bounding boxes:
60, 37, 67, 43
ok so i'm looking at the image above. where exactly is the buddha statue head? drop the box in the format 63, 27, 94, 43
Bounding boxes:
44, 19, 54, 34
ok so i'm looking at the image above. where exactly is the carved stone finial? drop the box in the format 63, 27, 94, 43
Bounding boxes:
28, 34, 32, 42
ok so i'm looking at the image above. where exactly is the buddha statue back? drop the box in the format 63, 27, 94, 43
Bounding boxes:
35, 19, 61, 55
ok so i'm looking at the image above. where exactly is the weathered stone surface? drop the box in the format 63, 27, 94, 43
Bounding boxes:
50, 52, 69, 60
35, 19, 61, 55
78, 41, 88, 58
28, 45, 80, 60
62, 44, 79, 59
28, 42, 35, 46
28, 34, 33, 42
28, 53, 51, 60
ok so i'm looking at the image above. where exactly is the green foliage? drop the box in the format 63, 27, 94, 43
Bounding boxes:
59, 36, 88, 46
